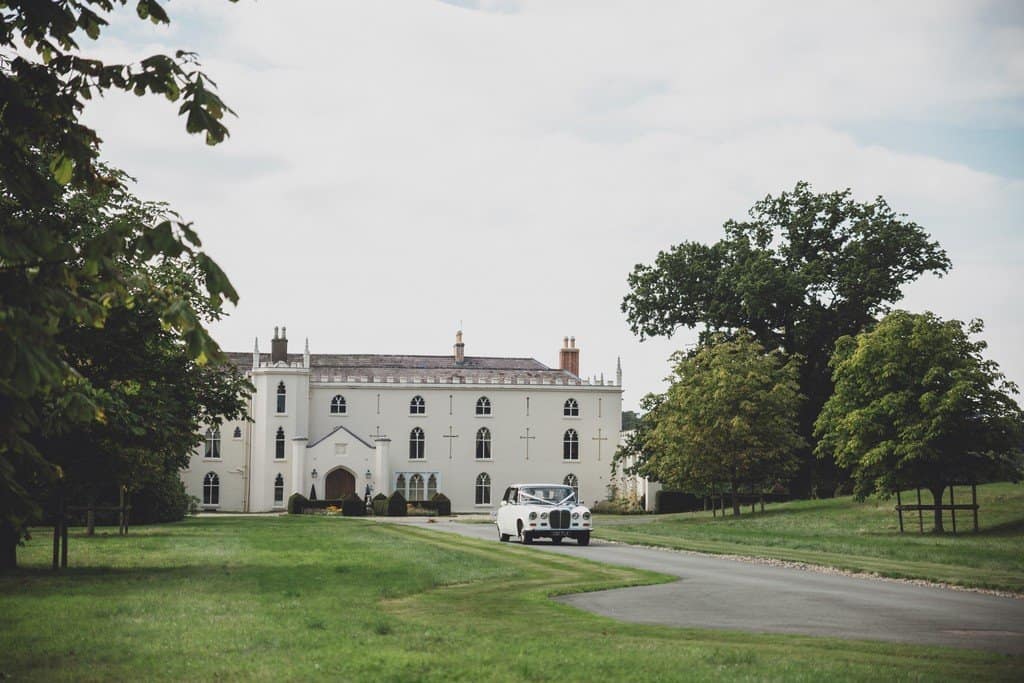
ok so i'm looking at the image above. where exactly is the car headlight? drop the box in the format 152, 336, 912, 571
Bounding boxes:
582, 511, 591, 520
529, 511, 537, 520
572, 512, 580, 519
540, 512, 548, 520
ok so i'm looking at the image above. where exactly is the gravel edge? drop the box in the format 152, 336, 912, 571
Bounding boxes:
598, 538, 1024, 600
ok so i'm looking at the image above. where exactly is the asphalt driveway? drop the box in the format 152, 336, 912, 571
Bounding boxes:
378, 516, 1024, 655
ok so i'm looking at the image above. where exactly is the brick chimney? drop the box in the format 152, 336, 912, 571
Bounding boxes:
559, 336, 580, 377
271, 325, 288, 364
453, 330, 465, 365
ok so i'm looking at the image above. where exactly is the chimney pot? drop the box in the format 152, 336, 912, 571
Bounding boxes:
271, 326, 288, 363
559, 335, 580, 377
454, 329, 465, 364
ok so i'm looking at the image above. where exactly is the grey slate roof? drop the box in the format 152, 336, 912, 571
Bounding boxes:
224, 352, 579, 382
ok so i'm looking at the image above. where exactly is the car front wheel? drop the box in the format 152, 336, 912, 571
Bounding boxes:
498, 526, 510, 542
576, 532, 590, 546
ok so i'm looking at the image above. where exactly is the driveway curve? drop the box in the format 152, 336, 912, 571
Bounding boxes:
380, 517, 1024, 655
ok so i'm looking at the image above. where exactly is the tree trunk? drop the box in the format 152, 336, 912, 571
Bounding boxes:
930, 485, 946, 533
730, 483, 740, 516
0, 523, 19, 570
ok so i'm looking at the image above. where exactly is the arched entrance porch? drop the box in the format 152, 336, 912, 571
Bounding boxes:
325, 467, 356, 500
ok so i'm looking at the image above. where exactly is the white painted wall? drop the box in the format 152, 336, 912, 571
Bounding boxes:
183, 363, 622, 512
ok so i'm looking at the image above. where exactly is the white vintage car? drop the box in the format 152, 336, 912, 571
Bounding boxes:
495, 483, 592, 545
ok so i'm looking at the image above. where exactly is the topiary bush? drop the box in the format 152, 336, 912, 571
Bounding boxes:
287, 492, 310, 515
386, 490, 407, 517
372, 493, 388, 516
342, 492, 366, 516
430, 492, 451, 516
128, 474, 192, 524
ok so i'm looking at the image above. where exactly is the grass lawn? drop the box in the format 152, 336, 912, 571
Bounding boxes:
595, 482, 1024, 593
2, 517, 1021, 681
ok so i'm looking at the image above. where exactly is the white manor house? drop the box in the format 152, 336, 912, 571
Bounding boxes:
182, 328, 623, 513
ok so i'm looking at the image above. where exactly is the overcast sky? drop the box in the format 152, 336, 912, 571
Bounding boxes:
85, 0, 1023, 410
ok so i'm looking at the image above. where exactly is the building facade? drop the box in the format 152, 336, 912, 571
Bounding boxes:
182, 329, 623, 512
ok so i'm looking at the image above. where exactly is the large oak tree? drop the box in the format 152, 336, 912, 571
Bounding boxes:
622, 182, 951, 495
815, 310, 1023, 532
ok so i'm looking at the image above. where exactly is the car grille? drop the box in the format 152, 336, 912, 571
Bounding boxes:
549, 509, 570, 529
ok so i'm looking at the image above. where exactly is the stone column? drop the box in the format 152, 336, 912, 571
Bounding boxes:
291, 437, 308, 496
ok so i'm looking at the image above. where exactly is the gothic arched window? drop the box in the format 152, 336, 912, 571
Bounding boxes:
563, 473, 579, 500
203, 472, 219, 505
409, 473, 425, 501
475, 396, 491, 415
273, 473, 284, 505
563, 398, 579, 416
395, 473, 406, 499
563, 429, 579, 461
330, 395, 347, 414
276, 382, 287, 413
475, 472, 491, 505
427, 474, 438, 499
275, 427, 285, 459
409, 427, 425, 459
410, 395, 426, 414
475, 427, 491, 460
204, 427, 220, 459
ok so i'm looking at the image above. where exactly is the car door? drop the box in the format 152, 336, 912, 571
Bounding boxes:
497, 487, 517, 534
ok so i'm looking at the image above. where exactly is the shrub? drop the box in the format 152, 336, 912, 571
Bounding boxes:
342, 492, 366, 516
593, 497, 645, 515
372, 496, 388, 516
386, 490, 407, 517
129, 474, 193, 524
655, 490, 701, 514
288, 492, 310, 515
430, 492, 451, 516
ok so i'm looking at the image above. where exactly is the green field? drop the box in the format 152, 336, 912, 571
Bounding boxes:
1, 517, 1020, 681
595, 482, 1024, 592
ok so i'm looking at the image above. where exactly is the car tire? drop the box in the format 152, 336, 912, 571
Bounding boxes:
498, 528, 510, 542
577, 532, 590, 546
551, 536, 563, 545
522, 530, 533, 545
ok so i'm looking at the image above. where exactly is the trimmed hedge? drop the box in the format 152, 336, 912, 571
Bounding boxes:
654, 490, 701, 514
287, 492, 310, 515
386, 490, 407, 517
342, 493, 366, 516
371, 493, 388, 516
430, 492, 451, 516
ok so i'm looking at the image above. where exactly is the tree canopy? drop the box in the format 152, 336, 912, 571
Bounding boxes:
814, 310, 1023, 531
622, 182, 951, 495
628, 333, 804, 515
1, 1, 243, 567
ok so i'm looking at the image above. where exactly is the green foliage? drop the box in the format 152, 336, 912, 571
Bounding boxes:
0, 1, 242, 567
287, 492, 310, 515
815, 311, 1023, 527
621, 410, 640, 431
640, 333, 804, 514
654, 490, 703, 514
342, 493, 366, 517
372, 497, 389, 516
127, 473, 192, 524
387, 490, 407, 517
430, 492, 451, 516
622, 182, 950, 494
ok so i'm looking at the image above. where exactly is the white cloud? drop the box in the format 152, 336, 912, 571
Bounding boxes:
80, 0, 1024, 409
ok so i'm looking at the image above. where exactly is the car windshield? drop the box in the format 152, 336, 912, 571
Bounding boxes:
519, 486, 575, 506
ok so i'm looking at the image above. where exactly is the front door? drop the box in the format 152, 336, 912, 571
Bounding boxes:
325, 468, 355, 500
